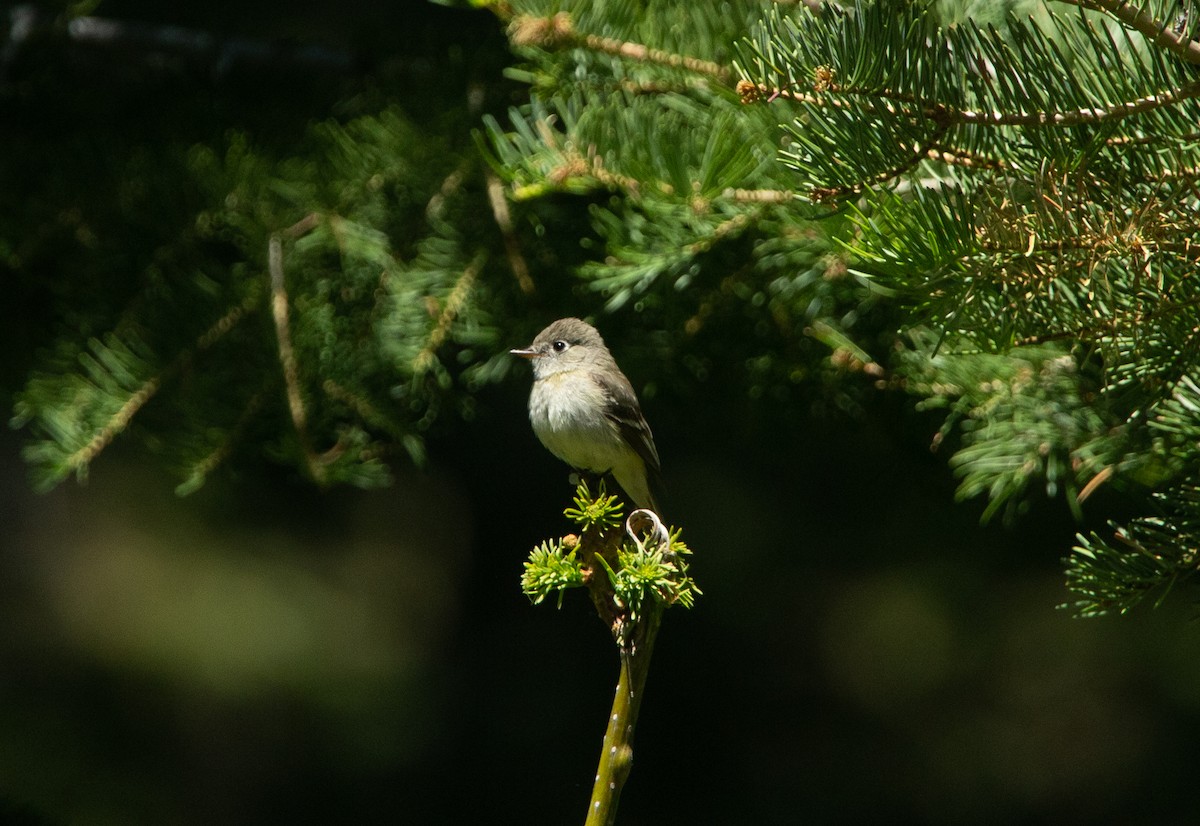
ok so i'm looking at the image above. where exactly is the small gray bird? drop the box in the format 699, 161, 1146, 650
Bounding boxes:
511, 317, 663, 513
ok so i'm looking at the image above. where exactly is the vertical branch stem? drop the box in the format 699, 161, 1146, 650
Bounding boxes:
486, 170, 536, 295
268, 214, 324, 482
268, 236, 301, 425
569, 487, 682, 825
585, 604, 663, 826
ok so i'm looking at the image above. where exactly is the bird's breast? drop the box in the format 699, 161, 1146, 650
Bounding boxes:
528, 370, 625, 471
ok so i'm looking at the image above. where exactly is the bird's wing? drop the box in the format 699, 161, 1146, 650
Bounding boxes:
601, 373, 666, 507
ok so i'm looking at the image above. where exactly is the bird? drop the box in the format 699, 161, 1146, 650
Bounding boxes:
511, 317, 664, 513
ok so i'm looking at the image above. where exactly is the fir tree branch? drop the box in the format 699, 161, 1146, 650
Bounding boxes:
685, 211, 757, 252
1107, 128, 1200, 145
176, 387, 267, 496
618, 77, 720, 96
737, 79, 831, 106
65, 291, 261, 482
267, 244, 307, 452
1015, 293, 1200, 346
321, 379, 407, 443
953, 79, 1200, 126
425, 162, 468, 221
744, 74, 1200, 127
509, 144, 660, 201
485, 170, 536, 294
412, 250, 486, 374
565, 149, 652, 196
509, 13, 731, 81
926, 144, 1008, 170
580, 32, 729, 82
65, 364, 163, 476
1066, 483, 1200, 616
196, 292, 259, 349
1054, 0, 1200, 64
811, 115, 952, 202
269, 215, 324, 483
721, 187, 796, 203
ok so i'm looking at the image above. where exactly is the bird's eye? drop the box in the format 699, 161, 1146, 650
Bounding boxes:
552, 340, 568, 352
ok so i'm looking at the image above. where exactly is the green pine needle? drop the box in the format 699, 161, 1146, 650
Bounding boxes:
564, 481, 624, 531
595, 525, 701, 620
521, 539, 585, 608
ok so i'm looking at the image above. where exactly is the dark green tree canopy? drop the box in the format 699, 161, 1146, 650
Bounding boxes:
9, 0, 1200, 616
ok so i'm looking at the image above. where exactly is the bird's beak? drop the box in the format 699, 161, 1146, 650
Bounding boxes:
510, 346, 539, 359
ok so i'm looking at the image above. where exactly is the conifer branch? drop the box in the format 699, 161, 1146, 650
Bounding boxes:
741, 67, 1200, 129
737, 79, 831, 107
485, 170, 536, 294
176, 388, 267, 495
1106, 128, 1200, 146
686, 211, 757, 251
1066, 484, 1200, 617
1054, 0, 1200, 64
60, 290, 261, 484
412, 250, 486, 374
269, 215, 324, 483
951, 79, 1200, 126
721, 187, 796, 203
509, 143, 662, 201
926, 145, 1008, 170
425, 163, 468, 221
578, 32, 729, 82
1015, 292, 1200, 346
196, 293, 258, 349
811, 115, 952, 202
509, 13, 731, 81
322, 379, 407, 442
65, 368, 162, 476
618, 77, 718, 96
